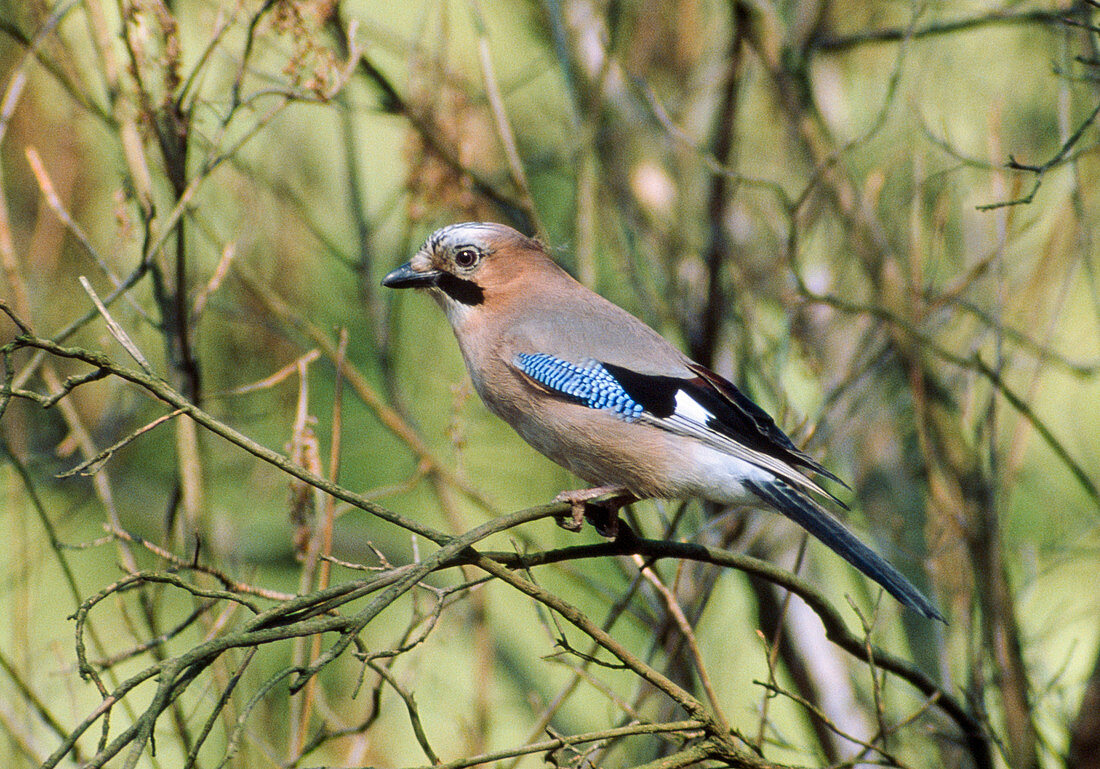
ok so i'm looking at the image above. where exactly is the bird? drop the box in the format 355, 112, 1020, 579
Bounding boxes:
382, 222, 943, 621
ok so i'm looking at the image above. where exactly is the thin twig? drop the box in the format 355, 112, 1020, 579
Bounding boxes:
635, 555, 730, 737
233, 270, 500, 514
809, 5, 1091, 53
977, 97, 1100, 210
58, 409, 184, 477
368, 660, 441, 764
403, 721, 707, 769
77, 276, 154, 374
470, 1, 544, 238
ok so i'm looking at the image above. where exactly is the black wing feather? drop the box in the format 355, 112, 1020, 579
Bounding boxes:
686, 362, 848, 488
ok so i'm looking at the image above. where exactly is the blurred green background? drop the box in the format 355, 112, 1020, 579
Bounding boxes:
1, 1, 1099, 767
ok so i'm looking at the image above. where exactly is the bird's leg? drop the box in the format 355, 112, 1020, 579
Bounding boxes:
553, 486, 636, 537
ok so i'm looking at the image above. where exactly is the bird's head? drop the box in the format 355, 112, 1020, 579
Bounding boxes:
382, 222, 555, 325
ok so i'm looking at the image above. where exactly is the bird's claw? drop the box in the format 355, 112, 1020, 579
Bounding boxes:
553, 486, 635, 538
555, 498, 587, 532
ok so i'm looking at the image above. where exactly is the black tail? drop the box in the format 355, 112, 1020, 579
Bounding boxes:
745, 479, 945, 622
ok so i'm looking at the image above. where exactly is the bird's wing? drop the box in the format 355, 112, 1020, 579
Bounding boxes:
684, 362, 847, 489
511, 352, 844, 505
513, 352, 944, 621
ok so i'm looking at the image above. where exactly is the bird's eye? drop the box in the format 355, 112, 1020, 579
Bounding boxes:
454, 248, 479, 268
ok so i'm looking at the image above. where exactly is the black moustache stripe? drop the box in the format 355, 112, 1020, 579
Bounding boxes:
436, 273, 485, 306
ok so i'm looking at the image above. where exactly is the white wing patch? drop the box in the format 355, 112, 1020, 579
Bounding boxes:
640, 390, 837, 504
673, 390, 714, 425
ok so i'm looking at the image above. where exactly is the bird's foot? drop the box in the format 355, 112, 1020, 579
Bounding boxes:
553, 486, 636, 538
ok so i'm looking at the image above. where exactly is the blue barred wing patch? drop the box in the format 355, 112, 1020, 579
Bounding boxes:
516, 353, 644, 420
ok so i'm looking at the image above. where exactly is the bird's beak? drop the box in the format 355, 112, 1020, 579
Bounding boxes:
381, 262, 441, 289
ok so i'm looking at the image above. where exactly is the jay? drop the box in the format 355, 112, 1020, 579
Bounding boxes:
383, 222, 943, 621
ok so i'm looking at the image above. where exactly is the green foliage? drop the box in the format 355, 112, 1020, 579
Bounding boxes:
1, 1, 1099, 768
